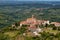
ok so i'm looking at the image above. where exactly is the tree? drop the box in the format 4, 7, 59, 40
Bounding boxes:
53, 27, 57, 30
0, 33, 11, 40
49, 24, 55, 28
19, 25, 27, 34
45, 23, 48, 28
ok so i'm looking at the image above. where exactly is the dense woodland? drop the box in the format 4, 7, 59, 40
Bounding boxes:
0, 5, 60, 27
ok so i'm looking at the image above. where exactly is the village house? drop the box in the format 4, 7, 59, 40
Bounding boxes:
12, 24, 16, 28
12, 15, 51, 36
51, 22, 60, 27
11, 15, 60, 36
12, 15, 50, 31
19, 15, 50, 36
20, 15, 50, 27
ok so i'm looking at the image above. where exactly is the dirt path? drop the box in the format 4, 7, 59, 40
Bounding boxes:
15, 35, 25, 40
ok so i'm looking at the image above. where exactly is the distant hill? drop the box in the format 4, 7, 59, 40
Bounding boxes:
0, 1, 60, 8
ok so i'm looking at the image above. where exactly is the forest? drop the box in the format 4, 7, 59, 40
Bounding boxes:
0, 5, 60, 27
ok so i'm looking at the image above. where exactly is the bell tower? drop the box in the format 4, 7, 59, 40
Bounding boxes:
32, 15, 35, 18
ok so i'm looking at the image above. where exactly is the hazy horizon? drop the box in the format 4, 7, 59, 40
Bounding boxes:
0, 0, 60, 1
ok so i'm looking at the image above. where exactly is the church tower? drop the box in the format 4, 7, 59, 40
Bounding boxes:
32, 15, 35, 18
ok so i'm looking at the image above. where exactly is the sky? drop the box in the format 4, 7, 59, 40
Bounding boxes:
0, 0, 60, 1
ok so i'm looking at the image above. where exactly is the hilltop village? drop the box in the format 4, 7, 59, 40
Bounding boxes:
0, 15, 60, 40
12, 15, 60, 36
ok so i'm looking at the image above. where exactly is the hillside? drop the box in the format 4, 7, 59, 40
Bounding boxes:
0, 1, 60, 40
